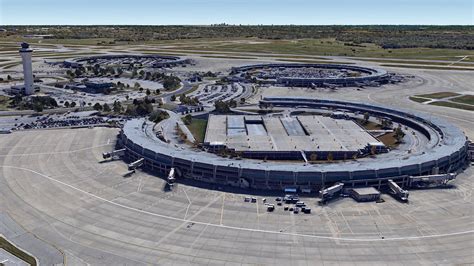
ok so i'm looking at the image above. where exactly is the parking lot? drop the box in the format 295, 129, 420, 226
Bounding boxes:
189, 82, 249, 105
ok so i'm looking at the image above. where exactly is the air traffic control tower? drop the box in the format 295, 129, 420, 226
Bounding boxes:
19, 42, 34, 95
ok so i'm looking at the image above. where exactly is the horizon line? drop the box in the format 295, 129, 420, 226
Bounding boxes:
2, 24, 473, 26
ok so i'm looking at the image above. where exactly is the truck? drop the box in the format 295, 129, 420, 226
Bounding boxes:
267, 204, 275, 212
167, 168, 176, 186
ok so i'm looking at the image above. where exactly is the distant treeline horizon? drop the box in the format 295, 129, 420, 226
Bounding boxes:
2, 25, 473, 50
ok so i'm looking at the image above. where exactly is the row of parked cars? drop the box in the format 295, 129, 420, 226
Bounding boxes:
244, 195, 311, 214
20, 117, 106, 130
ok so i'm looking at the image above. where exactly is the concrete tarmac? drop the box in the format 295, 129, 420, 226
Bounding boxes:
0, 126, 472, 265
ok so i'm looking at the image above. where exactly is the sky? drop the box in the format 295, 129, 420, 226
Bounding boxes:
0, 0, 473, 25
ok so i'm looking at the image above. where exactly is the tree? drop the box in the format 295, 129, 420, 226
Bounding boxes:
163, 75, 181, 90
64, 101, 70, 108
149, 110, 170, 123
103, 103, 111, 112
327, 152, 334, 161
183, 114, 193, 125
74, 68, 83, 77
395, 125, 405, 143
214, 100, 231, 113
240, 97, 246, 104
113, 101, 122, 113
70, 102, 76, 108
145, 89, 151, 96
381, 119, 393, 129
7, 75, 12, 81
33, 103, 43, 113
155, 89, 161, 95
93, 103, 103, 111
133, 82, 140, 89
170, 95, 176, 101
363, 112, 370, 124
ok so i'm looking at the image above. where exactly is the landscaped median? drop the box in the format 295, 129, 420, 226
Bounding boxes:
409, 92, 474, 111
0, 235, 38, 266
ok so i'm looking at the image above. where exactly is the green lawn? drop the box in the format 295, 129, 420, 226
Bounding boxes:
357, 58, 474, 67
379, 64, 474, 71
450, 95, 474, 105
0, 236, 37, 266
0, 95, 11, 110
409, 96, 429, 103
429, 101, 474, 111
415, 92, 461, 99
185, 118, 208, 143
157, 38, 474, 60
274, 59, 354, 64
201, 55, 258, 60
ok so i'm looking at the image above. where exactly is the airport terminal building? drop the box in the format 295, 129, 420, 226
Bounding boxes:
120, 97, 469, 191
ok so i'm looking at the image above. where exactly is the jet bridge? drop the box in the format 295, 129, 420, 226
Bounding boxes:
128, 158, 144, 171
319, 182, 344, 204
388, 179, 409, 202
409, 173, 456, 188
102, 149, 126, 160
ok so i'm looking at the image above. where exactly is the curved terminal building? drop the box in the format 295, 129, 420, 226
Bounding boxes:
230, 63, 391, 87
64, 54, 189, 68
120, 97, 469, 190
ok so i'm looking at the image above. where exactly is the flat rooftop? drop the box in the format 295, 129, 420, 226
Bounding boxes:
204, 115, 381, 153
351, 187, 381, 196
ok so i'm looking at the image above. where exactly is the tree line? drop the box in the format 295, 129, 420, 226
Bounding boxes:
4, 25, 474, 50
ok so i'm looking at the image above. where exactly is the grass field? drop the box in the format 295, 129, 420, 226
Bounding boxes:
0, 236, 37, 266
185, 84, 201, 95
357, 58, 474, 67
200, 55, 258, 60
450, 95, 474, 105
355, 119, 381, 130
409, 96, 429, 103
154, 38, 474, 60
0, 95, 11, 111
1, 61, 21, 69
379, 64, 474, 71
429, 101, 474, 111
415, 92, 460, 99
185, 118, 208, 143
274, 59, 353, 64
1, 36, 474, 61
378, 132, 399, 149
